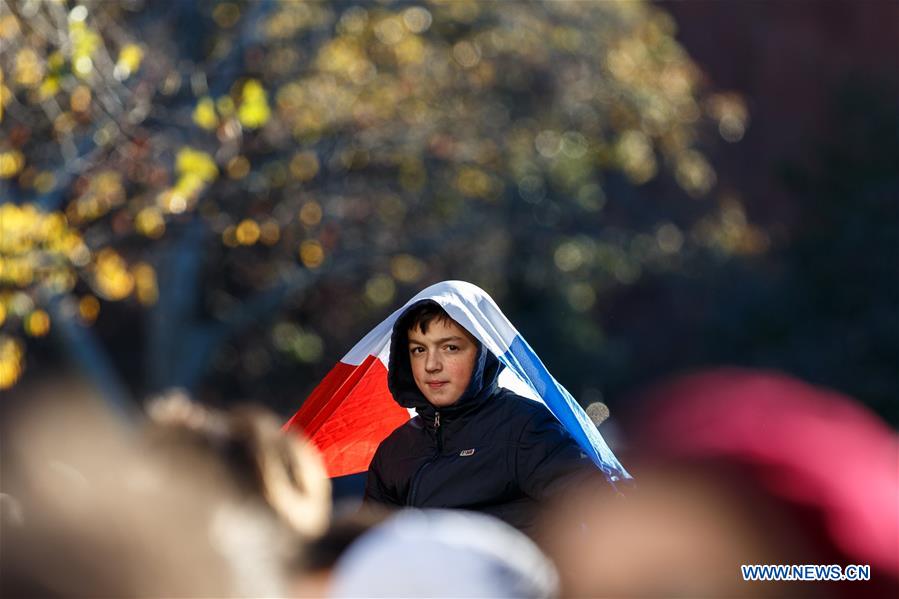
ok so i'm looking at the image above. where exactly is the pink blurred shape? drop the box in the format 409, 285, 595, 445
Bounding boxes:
635, 368, 898, 576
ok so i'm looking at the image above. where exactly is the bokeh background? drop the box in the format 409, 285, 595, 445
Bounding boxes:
1, 0, 896, 430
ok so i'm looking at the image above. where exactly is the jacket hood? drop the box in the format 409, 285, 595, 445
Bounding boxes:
387, 300, 503, 418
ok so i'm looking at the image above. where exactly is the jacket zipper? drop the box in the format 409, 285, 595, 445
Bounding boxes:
407, 410, 442, 506
435, 411, 443, 453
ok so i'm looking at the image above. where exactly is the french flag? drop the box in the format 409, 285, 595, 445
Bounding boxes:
284, 280, 631, 483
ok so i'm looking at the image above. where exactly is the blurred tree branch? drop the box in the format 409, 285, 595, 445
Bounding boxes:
1, 0, 752, 408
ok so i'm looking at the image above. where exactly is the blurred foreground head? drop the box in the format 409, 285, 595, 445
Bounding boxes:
330, 509, 559, 598
144, 390, 331, 540
537, 368, 897, 598
1, 378, 330, 597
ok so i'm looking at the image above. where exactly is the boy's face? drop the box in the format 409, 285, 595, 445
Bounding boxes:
407, 317, 478, 408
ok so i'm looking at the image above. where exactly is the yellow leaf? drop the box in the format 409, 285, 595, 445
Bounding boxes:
235, 219, 260, 245
299, 240, 324, 268
193, 96, 219, 130
37, 76, 60, 101
0, 15, 21, 40
134, 207, 165, 238
175, 147, 218, 182
93, 249, 134, 300
242, 79, 266, 101
238, 101, 271, 129
0, 69, 8, 122
238, 79, 271, 129
13, 48, 43, 88
0, 150, 24, 178
133, 263, 158, 306
24, 309, 50, 337
78, 295, 100, 323
174, 173, 205, 197
117, 44, 143, 73
70, 21, 100, 59
47, 51, 65, 71
0, 335, 24, 389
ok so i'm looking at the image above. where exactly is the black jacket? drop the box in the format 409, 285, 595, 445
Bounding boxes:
364, 300, 597, 533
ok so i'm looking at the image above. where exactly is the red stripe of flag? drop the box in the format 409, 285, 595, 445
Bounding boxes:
284, 355, 409, 478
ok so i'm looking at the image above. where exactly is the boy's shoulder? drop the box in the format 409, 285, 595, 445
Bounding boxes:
373, 414, 425, 457
491, 388, 555, 424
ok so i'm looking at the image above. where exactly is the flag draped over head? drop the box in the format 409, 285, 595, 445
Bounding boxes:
284, 280, 631, 483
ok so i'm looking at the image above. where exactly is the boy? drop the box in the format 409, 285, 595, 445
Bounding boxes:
364, 300, 607, 534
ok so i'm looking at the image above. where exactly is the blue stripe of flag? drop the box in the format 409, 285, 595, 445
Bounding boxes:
500, 335, 632, 482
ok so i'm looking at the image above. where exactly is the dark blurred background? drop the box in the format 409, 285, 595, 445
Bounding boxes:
1, 0, 896, 426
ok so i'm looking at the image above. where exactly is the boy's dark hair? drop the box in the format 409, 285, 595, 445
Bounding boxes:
398, 301, 454, 335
